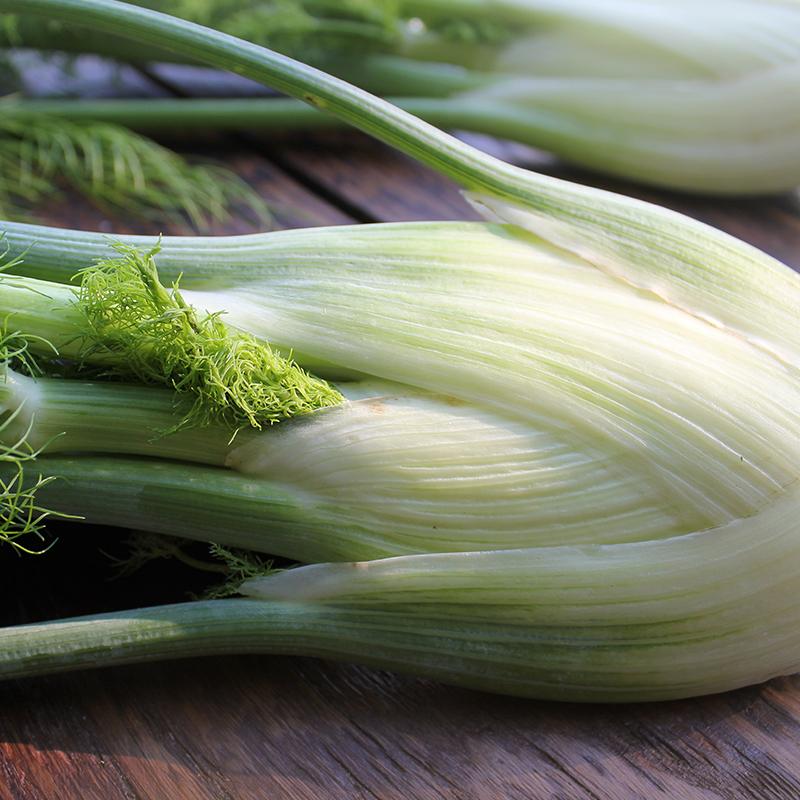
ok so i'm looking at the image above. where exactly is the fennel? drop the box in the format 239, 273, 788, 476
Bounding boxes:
2, 480, 800, 704
3, 0, 799, 378
0, 0, 799, 702
1, 220, 800, 564
4, 0, 800, 193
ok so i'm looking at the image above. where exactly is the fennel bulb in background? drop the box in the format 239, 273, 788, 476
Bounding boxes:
6, 0, 800, 193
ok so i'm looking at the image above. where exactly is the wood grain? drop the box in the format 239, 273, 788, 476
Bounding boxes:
3, 60, 800, 800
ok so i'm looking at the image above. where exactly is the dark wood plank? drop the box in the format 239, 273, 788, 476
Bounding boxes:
266, 130, 479, 223
4, 62, 800, 800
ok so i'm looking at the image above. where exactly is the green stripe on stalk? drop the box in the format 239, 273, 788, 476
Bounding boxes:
24, 456, 379, 562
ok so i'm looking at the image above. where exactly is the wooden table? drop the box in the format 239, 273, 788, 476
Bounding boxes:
3, 56, 800, 800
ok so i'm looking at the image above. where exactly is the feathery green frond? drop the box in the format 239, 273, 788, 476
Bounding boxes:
203, 544, 278, 598
0, 460, 60, 555
105, 531, 230, 578
0, 114, 270, 229
75, 241, 344, 434
104, 534, 276, 598
0, 328, 77, 554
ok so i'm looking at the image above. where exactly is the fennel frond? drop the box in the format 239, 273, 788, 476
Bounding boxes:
0, 329, 77, 554
75, 242, 344, 432
202, 543, 277, 598
0, 114, 270, 228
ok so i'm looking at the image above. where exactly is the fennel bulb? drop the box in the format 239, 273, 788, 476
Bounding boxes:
6, 0, 800, 193
1, 217, 800, 565
2, 481, 800, 702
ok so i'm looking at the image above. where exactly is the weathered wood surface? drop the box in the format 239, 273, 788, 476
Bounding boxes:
3, 57, 800, 800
